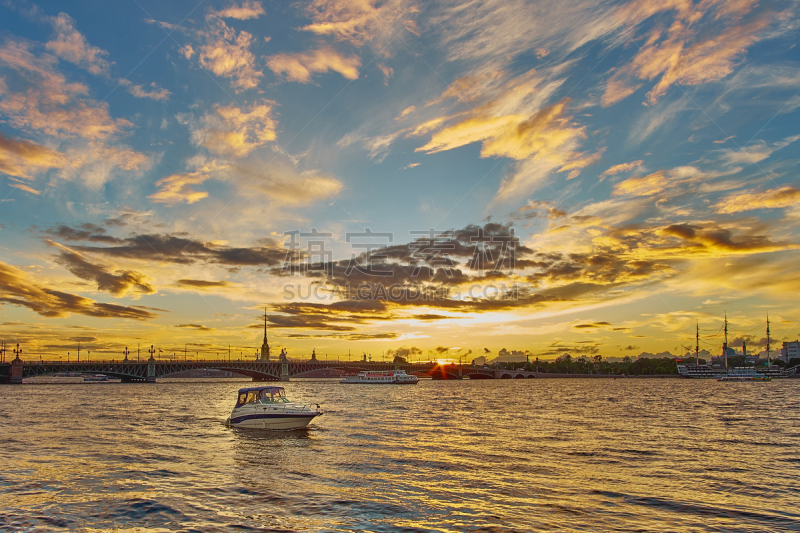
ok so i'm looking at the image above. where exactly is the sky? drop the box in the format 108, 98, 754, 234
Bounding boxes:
0, 0, 799, 363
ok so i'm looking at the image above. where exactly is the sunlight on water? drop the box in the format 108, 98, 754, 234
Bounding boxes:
2, 379, 800, 531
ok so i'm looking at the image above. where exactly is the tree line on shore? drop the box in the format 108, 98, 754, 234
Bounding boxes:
487, 353, 800, 375
479, 354, 678, 375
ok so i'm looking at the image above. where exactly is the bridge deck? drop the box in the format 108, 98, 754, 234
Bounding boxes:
1, 359, 545, 382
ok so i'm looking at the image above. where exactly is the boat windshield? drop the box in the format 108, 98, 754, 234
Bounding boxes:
258, 388, 287, 403
235, 387, 287, 407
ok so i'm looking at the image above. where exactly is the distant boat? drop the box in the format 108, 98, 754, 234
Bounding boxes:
340, 369, 419, 384
83, 374, 120, 383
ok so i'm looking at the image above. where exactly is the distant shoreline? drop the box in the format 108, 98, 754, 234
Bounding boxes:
16, 374, 686, 384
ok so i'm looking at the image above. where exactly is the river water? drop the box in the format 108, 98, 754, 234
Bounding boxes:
1, 378, 799, 532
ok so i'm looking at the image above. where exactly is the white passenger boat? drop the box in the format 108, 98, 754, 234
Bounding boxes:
339, 369, 419, 384
83, 374, 121, 383
225, 386, 322, 429
717, 367, 771, 382
676, 363, 726, 379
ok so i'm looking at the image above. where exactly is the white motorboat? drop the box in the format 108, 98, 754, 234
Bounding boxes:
225, 386, 322, 429
339, 369, 419, 384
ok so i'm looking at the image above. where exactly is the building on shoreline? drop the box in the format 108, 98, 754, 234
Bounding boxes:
782, 341, 799, 363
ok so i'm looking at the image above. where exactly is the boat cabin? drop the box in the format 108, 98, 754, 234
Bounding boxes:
235, 386, 288, 407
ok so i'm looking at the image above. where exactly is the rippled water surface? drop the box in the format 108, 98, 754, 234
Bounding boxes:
2, 378, 800, 532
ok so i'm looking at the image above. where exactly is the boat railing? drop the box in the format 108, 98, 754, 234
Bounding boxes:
785, 365, 800, 376
256, 402, 317, 412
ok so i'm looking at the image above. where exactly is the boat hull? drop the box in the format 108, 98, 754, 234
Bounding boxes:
339, 380, 419, 384
226, 413, 319, 430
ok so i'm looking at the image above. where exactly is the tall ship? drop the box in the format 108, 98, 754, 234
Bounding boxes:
677, 321, 724, 379
678, 315, 797, 379
340, 369, 419, 384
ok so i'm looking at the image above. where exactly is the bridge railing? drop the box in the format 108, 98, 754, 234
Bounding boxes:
13, 359, 447, 366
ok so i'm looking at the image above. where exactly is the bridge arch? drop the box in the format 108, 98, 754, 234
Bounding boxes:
465, 372, 493, 379
157, 367, 280, 381
20, 365, 146, 382
500, 373, 512, 379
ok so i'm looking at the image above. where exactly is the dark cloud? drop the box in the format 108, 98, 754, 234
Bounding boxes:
279, 222, 530, 286
248, 301, 391, 332
0, 261, 158, 320
175, 279, 231, 289
573, 321, 612, 329
538, 341, 600, 356
50, 242, 155, 297
514, 200, 568, 220
177, 323, 213, 331
284, 332, 399, 340
263, 315, 355, 331
411, 314, 454, 320
50, 226, 284, 266
660, 223, 784, 252
387, 346, 423, 358
498, 348, 528, 357
46, 224, 121, 244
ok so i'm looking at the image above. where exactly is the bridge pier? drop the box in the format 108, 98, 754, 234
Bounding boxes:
145, 356, 157, 383
8, 357, 23, 384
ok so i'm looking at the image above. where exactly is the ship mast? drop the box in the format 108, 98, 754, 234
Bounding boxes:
696, 322, 700, 366
723, 312, 728, 370
766, 313, 771, 367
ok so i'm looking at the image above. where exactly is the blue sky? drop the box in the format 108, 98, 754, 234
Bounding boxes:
1, 0, 799, 362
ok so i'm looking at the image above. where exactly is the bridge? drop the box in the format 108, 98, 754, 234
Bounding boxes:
0, 356, 539, 383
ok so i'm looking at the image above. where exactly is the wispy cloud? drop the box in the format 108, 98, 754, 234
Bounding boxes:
148, 170, 211, 205
0, 132, 66, 179
601, 160, 643, 177
602, 0, 770, 106
0, 39, 149, 186
181, 101, 277, 157
117, 79, 171, 101
267, 47, 361, 83
45, 11, 112, 75
177, 4, 265, 91
214, 1, 265, 20
298, 0, 417, 52
713, 186, 800, 214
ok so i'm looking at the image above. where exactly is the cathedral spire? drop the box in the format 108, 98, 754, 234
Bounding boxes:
260, 308, 270, 361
